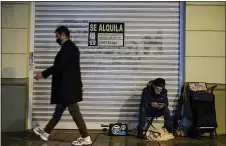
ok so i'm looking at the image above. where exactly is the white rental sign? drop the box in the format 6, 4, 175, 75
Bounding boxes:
88, 22, 125, 47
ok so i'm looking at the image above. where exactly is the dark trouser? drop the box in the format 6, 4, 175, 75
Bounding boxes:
44, 102, 89, 137
139, 106, 171, 131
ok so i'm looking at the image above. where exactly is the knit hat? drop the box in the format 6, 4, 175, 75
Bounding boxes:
153, 78, 166, 87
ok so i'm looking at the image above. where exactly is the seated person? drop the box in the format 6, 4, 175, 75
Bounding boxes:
137, 78, 171, 135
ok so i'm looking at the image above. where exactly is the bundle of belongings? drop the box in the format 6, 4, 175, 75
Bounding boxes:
173, 82, 218, 138
145, 123, 174, 141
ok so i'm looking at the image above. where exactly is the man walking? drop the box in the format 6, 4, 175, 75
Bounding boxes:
33, 26, 92, 145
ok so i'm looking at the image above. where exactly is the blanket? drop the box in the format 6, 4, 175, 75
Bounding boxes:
145, 124, 174, 141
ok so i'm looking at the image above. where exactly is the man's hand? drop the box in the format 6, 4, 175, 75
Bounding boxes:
151, 102, 158, 108
157, 103, 164, 109
34, 72, 43, 80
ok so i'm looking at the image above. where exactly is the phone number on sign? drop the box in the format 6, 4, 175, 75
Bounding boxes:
98, 40, 123, 46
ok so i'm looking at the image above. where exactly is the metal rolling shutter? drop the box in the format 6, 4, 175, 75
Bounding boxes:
32, 2, 180, 129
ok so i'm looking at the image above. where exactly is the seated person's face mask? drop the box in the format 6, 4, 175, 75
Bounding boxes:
153, 85, 163, 95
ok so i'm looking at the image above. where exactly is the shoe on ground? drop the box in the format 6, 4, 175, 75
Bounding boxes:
72, 136, 92, 145
33, 126, 50, 141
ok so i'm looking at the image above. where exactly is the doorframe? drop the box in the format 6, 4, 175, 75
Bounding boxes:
179, 2, 185, 97
27, 1, 35, 129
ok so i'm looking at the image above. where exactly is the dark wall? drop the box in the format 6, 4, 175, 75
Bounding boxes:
1, 78, 27, 132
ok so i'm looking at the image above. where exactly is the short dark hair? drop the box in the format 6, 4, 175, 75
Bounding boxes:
55, 26, 70, 38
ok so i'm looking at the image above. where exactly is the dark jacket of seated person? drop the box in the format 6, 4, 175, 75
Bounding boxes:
138, 78, 171, 131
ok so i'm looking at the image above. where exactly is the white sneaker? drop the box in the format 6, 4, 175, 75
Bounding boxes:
72, 136, 92, 145
33, 126, 50, 141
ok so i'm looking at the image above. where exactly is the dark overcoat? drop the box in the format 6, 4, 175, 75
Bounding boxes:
42, 40, 83, 105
